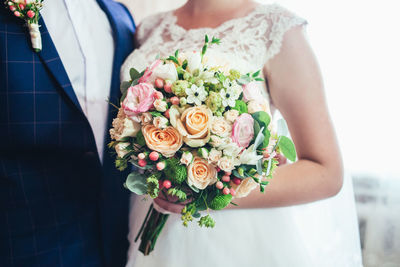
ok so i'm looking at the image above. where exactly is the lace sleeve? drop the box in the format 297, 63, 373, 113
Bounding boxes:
264, 4, 307, 62
136, 13, 164, 46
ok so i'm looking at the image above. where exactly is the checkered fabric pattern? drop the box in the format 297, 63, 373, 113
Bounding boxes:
0, 1, 136, 266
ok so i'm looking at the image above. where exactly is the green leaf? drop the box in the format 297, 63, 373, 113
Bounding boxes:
211, 37, 221, 44
149, 111, 163, 117
129, 68, 141, 81
253, 126, 265, 150
232, 99, 248, 114
135, 130, 146, 146
201, 45, 208, 56
175, 49, 179, 58
120, 81, 131, 94
205, 35, 209, 43
278, 136, 297, 162
254, 78, 264, 82
252, 111, 271, 130
182, 59, 188, 70
237, 75, 251, 85
277, 118, 289, 136
253, 120, 261, 140
252, 70, 261, 78
125, 172, 147, 195
167, 56, 179, 65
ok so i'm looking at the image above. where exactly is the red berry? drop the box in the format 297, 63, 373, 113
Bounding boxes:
14, 11, 20, 17
156, 161, 166, 171
222, 187, 230, 195
222, 175, 230, 182
9, 6, 16, 11
164, 82, 172, 93
164, 109, 170, 119
163, 180, 172, 189
155, 78, 164, 89
149, 151, 159, 161
216, 181, 223, 189
232, 177, 241, 185
18, 3, 25, 10
230, 188, 236, 196
138, 159, 147, 167
170, 96, 180, 105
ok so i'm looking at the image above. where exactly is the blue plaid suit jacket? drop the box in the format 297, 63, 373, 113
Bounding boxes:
0, 1, 136, 266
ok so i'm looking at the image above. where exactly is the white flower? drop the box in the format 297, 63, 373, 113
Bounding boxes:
151, 62, 178, 82
115, 142, 130, 158
185, 84, 207, 106
141, 112, 152, 124
154, 99, 167, 112
187, 51, 202, 74
224, 109, 239, 123
181, 151, 194, 166
218, 156, 235, 172
210, 116, 232, 137
153, 116, 168, 129
239, 145, 263, 165
199, 71, 219, 84
110, 109, 140, 140
208, 148, 222, 163
218, 140, 242, 158
209, 135, 228, 148
220, 80, 241, 108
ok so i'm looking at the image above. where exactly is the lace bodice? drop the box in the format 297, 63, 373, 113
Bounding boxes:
121, 4, 307, 81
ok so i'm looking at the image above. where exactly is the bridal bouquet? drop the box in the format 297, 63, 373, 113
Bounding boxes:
109, 36, 296, 255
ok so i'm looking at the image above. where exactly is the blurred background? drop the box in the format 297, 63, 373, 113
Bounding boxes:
118, 0, 400, 266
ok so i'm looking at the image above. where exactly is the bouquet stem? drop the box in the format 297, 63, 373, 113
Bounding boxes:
135, 204, 169, 255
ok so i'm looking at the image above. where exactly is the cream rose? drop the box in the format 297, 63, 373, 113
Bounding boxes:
141, 112, 152, 125
154, 99, 168, 112
211, 116, 232, 137
141, 124, 183, 157
187, 157, 217, 189
209, 135, 227, 148
110, 108, 140, 140
208, 148, 222, 163
230, 177, 258, 198
153, 116, 168, 129
247, 99, 271, 114
169, 105, 212, 147
224, 109, 239, 123
115, 142, 130, 158
218, 156, 235, 172
180, 151, 194, 166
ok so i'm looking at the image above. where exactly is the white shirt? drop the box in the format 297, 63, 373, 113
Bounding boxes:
41, 0, 115, 162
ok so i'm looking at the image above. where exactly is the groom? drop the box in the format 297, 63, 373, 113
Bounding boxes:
0, 0, 135, 266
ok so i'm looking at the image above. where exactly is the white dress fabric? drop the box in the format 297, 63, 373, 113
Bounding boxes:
122, 4, 363, 267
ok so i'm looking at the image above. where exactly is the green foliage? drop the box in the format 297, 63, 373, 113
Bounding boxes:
209, 194, 233, 210
130, 68, 141, 81
278, 136, 297, 162
252, 111, 271, 148
198, 214, 215, 228
167, 187, 187, 201
149, 111, 163, 117
125, 172, 147, 195
135, 130, 146, 146
232, 100, 248, 114
115, 157, 128, 171
181, 204, 196, 227
164, 157, 187, 185
146, 174, 160, 198
171, 80, 189, 97
205, 91, 223, 113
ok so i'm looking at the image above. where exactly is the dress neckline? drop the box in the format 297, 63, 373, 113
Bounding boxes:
168, 4, 267, 33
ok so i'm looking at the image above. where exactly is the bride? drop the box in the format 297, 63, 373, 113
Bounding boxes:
121, 0, 362, 266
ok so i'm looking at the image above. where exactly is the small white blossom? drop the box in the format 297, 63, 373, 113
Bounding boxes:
185, 84, 208, 106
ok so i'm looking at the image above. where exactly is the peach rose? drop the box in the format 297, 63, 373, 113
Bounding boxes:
141, 124, 183, 157
230, 177, 258, 198
187, 157, 218, 189
169, 105, 212, 147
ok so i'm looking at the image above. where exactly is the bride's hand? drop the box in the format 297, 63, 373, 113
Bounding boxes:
153, 192, 187, 214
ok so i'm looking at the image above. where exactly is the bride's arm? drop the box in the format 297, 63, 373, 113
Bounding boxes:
231, 26, 343, 208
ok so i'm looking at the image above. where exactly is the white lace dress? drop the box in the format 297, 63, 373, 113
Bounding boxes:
121, 4, 363, 267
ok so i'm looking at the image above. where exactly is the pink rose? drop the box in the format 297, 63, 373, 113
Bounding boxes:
138, 60, 162, 84
231, 114, 254, 147
122, 83, 156, 117
242, 82, 263, 103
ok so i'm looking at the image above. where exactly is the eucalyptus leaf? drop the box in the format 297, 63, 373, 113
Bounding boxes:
120, 81, 131, 94
252, 70, 261, 78
278, 136, 297, 162
277, 118, 289, 137
125, 172, 147, 195
129, 68, 141, 81
232, 169, 245, 179
253, 120, 261, 140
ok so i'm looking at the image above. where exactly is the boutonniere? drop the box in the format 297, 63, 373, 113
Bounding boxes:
5, 0, 44, 52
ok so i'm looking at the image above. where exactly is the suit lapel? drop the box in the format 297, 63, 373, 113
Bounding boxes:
36, 17, 83, 113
